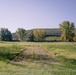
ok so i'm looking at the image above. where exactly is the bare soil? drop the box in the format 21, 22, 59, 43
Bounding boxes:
10, 46, 56, 65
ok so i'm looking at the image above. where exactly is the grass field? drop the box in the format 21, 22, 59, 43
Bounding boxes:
0, 42, 76, 75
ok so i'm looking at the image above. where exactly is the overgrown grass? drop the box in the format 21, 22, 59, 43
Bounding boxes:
0, 42, 26, 63
0, 42, 76, 75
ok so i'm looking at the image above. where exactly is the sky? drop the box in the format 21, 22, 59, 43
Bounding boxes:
0, 0, 76, 32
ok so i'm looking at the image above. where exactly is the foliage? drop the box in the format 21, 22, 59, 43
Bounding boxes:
11, 28, 76, 42
0, 28, 12, 41
60, 21, 75, 42
45, 36, 61, 42
73, 33, 76, 41
16, 28, 26, 41
26, 30, 34, 41
33, 29, 45, 42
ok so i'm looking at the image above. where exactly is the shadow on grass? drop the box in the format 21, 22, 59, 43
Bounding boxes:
0, 45, 23, 63
58, 56, 76, 65
64, 58, 76, 65
0, 52, 19, 63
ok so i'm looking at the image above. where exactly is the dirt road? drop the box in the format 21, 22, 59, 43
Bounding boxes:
12, 46, 51, 62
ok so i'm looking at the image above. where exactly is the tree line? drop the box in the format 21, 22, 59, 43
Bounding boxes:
16, 28, 45, 42
0, 21, 76, 42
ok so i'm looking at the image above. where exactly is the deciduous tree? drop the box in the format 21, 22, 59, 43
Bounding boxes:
16, 28, 26, 41
60, 21, 75, 42
33, 29, 45, 42
0, 28, 12, 41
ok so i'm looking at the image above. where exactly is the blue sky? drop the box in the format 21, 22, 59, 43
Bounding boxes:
0, 0, 76, 32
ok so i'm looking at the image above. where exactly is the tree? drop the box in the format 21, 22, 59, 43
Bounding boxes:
73, 33, 76, 42
33, 29, 45, 42
60, 21, 75, 42
0, 28, 12, 41
16, 28, 26, 41
26, 30, 34, 42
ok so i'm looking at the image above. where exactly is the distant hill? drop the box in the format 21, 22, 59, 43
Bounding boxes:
27, 28, 76, 34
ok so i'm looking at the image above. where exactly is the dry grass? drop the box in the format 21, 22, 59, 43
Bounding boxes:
0, 42, 76, 75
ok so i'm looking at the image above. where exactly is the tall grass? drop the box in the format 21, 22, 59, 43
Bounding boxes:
0, 42, 76, 75
0, 42, 26, 63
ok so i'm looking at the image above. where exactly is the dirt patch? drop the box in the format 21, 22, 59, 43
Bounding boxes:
10, 46, 57, 65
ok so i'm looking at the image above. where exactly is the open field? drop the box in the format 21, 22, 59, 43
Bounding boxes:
0, 42, 76, 75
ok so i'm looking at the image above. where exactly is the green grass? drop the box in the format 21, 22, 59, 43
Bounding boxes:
45, 36, 60, 42
0, 42, 76, 75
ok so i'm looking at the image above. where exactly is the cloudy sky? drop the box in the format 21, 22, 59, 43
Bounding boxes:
0, 0, 76, 32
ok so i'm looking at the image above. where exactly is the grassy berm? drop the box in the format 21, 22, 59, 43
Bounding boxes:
0, 42, 76, 75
